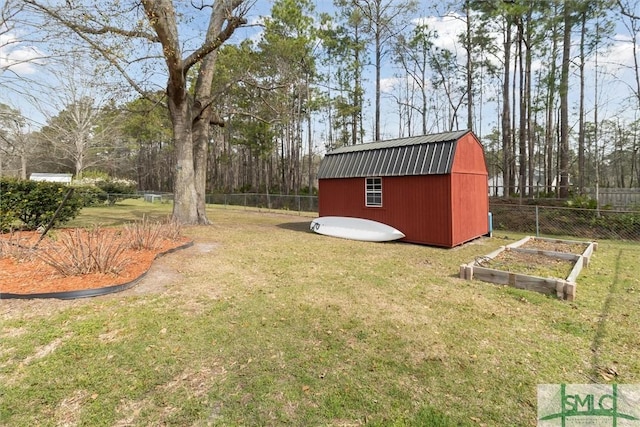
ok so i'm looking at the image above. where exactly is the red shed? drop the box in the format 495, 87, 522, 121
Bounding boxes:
317, 130, 489, 247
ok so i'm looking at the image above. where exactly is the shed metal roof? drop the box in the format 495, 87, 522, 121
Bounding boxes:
317, 130, 470, 179
29, 173, 73, 183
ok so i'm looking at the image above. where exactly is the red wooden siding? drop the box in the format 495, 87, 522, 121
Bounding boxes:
319, 175, 454, 247
451, 172, 489, 245
450, 132, 489, 246
451, 133, 488, 174
318, 177, 363, 216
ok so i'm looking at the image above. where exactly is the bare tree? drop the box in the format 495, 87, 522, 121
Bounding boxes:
0, 0, 50, 103
618, 0, 640, 110
0, 103, 34, 178
559, 1, 573, 198
394, 23, 434, 136
352, 0, 417, 141
35, 65, 118, 178
20, 0, 250, 224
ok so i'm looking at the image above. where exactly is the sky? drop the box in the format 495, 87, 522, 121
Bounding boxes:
235, 1, 640, 141
1, 1, 639, 145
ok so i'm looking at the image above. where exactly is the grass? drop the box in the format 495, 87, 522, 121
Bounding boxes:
1, 200, 639, 426
64, 198, 177, 227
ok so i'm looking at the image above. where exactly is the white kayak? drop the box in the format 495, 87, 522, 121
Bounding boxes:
310, 216, 405, 242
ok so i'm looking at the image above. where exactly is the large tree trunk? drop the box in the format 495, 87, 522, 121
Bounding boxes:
168, 88, 199, 224
191, 2, 229, 225
193, 110, 212, 224
141, 0, 199, 224
143, 0, 245, 224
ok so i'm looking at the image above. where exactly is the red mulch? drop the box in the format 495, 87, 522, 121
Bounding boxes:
0, 230, 191, 295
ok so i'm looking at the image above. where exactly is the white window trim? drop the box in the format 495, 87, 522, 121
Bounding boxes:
365, 177, 383, 207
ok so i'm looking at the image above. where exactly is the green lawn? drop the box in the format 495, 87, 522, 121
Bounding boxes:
1, 201, 639, 426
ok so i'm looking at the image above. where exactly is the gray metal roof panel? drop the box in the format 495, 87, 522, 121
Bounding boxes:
326, 130, 469, 155
405, 145, 419, 175
317, 130, 472, 179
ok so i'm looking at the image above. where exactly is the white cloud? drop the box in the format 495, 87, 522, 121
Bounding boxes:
414, 12, 467, 54
380, 74, 433, 96
594, 34, 637, 74
380, 76, 400, 94
0, 33, 44, 75
411, 12, 504, 74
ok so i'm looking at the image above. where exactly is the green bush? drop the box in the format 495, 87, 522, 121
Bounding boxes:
566, 194, 598, 209
0, 178, 84, 231
74, 185, 108, 207
73, 176, 137, 205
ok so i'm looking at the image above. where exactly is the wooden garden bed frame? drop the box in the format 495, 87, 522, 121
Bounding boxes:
459, 236, 597, 301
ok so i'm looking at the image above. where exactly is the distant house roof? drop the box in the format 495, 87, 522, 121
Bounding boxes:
29, 173, 73, 183
317, 130, 470, 179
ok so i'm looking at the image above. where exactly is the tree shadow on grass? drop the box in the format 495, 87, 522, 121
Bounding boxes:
589, 248, 622, 382
276, 221, 313, 233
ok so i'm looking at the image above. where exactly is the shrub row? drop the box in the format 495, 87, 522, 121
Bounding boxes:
73, 176, 137, 206
0, 178, 84, 231
0, 176, 139, 231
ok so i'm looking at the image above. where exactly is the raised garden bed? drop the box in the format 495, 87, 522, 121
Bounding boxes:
459, 236, 597, 301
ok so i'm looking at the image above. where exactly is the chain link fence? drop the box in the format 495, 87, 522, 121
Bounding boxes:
206, 193, 318, 213
489, 200, 640, 241
130, 192, 639, 241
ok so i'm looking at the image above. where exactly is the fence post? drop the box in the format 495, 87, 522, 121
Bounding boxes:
535, 206, 540, 237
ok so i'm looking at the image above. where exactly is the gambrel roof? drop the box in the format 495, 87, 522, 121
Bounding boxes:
317, 130, 470, 179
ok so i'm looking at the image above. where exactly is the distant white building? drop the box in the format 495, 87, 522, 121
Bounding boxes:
488, 170, 565, 197
29, 173, 73, 185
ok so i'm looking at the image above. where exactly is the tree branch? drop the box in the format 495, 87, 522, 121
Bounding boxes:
184, 15, 247, 72
22, 0, 160, 42
140, 0, 185, 96
63, 27, 158, 102
617, 0, 640, 20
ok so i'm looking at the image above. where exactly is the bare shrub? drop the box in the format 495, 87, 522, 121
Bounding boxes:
159, 215, 182, 241
0, 230, 37, 262
36, 227, 129, 276
124, 215, 164, 250
20, 217, 183, 278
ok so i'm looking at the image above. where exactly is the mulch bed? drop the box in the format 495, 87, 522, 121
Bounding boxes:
0, 230, 191, 295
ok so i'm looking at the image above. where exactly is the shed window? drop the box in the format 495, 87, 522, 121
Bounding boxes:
365, 177, 382, 207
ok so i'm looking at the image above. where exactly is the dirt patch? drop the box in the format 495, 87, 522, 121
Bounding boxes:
55, 389, 90, 427
477, 249, 575, 278
121, 242, 219, 295
520, 238, 588, 254
0, 241, 218, 325
22, 333, 73, 366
